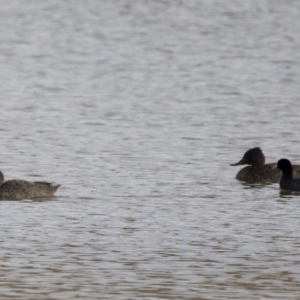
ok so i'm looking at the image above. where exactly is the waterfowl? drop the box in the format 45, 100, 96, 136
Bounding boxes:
275, 159, 300, 191
230, 147, 300, 183
0, 170, 60, 200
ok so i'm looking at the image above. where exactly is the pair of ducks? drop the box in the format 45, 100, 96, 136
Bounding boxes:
231, 147, 300, 191
0, 170, 60, 200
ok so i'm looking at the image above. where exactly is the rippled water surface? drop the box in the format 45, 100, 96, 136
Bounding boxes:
1, 0, 300, 299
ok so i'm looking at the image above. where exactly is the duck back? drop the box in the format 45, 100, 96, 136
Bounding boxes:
0, 180, 61, 200
291, 165, 300, 178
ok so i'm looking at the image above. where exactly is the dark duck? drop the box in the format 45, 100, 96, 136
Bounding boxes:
275, 158, 300, 192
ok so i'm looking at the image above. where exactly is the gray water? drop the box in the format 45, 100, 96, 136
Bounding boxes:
1, 0, 300, 299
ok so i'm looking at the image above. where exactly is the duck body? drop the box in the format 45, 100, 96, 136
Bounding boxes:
280, 175, 300, 191
231, 148, 300, 184
0, 171, 60, 200
235, 163, 282, 183
276, 159, 300, 192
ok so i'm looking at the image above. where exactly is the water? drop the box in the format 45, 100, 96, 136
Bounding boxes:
0, 0, 300, 298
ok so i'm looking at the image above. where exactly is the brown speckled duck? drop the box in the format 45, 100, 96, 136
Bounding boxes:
0, 170, 60, 200
230, 147, 300, 184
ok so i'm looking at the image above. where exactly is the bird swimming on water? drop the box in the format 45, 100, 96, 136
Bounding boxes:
0, 170, 60, 200
230, 147, 300, 184
275, 158, 300, 192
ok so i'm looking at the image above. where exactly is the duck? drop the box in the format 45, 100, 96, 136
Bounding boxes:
230, 147, 300, 183
275, 158, 300, 191
0, 170, 60, 200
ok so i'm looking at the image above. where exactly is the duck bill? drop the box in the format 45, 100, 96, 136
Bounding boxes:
230, 158, 245, 166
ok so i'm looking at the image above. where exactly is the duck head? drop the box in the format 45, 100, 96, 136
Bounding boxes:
230, 147, 265, 167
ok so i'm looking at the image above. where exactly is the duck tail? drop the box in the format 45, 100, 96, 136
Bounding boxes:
51, 183, 61, 193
